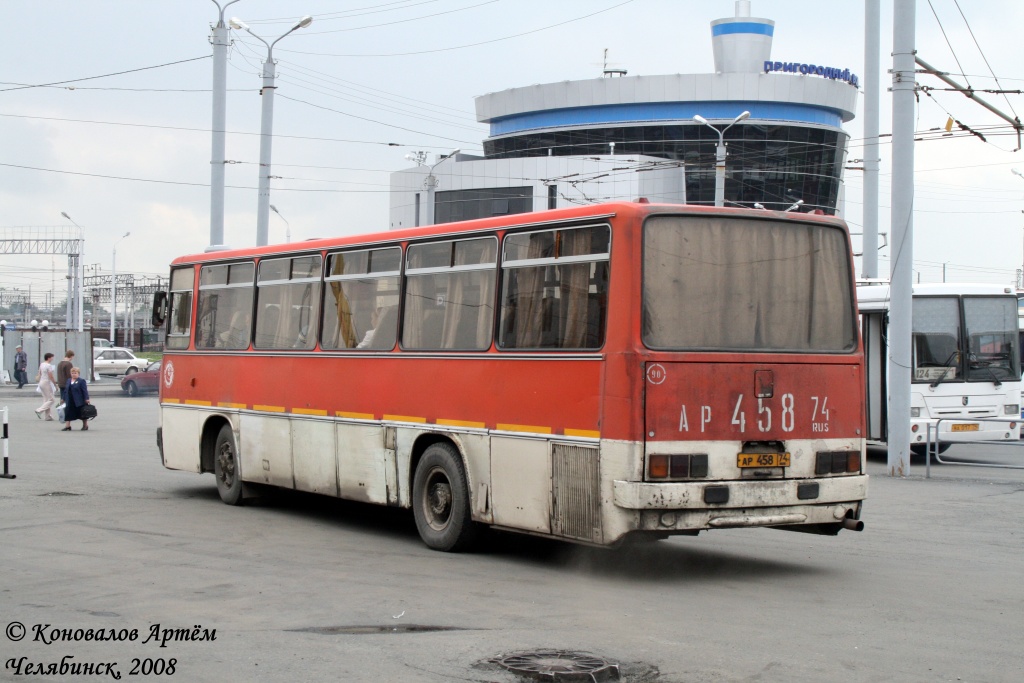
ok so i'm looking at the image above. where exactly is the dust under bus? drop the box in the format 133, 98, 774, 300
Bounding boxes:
151, 202, 867, 551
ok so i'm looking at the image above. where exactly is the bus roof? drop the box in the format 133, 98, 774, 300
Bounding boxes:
169, 201, 849, 267
856, 282, 1016, 312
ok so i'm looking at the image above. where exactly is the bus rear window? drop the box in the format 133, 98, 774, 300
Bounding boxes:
642, 216, 855, 352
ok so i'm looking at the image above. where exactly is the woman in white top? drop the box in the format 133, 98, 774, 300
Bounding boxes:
34, 352, 58, 421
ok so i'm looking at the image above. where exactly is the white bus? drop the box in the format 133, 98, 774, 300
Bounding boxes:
858, 283, 1021, 453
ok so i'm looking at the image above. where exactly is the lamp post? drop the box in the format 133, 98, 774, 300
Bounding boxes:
424, 148, 461, 226
209, 0, 242, 248
693, 111, 750, 207
60, 212, 85, 332
230, 14, 313, 247
269, 204, 291, 243
111, 232, 130, 344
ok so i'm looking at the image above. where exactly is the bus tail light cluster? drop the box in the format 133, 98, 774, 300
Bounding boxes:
815, 450, 861, 475
648, 454, 709, 480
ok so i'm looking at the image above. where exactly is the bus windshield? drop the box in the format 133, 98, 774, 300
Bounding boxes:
912, 295, 1020, 384
642, 215, 855, 352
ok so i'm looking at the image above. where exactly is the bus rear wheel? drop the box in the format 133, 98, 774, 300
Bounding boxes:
214, 424, 243, 505
412, 442, 480, 552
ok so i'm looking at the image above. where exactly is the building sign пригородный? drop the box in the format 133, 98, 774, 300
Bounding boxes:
764, 61, 859, 87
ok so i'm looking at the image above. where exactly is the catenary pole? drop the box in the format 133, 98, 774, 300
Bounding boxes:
209, 0, 241, 248
863, 0, 881, 278
888, 0, 916, 477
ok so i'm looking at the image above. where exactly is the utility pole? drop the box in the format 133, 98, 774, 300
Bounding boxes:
209, 0, 242, 248
888, 0, 916, 477
862, 0, 881, 278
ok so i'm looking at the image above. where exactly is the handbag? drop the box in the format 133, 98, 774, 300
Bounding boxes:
80, 404, 98, 421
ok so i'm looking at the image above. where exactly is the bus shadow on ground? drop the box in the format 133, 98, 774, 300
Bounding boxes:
170, 482, 827, 581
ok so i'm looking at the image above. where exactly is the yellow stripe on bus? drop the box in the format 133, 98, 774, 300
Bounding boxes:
383, 414, 428, 424
496, 423, 553, 435
436, 418, 486, 429
336, 411, 375, 420
162, 398, 180, 404
184, 400, 212, 406
293, 408, 328, 416
564, 429, 601, 439
217, 402, 246, 410
253, 404, 286, 413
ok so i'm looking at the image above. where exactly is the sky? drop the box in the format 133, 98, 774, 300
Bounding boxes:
1, 0, 1023, 311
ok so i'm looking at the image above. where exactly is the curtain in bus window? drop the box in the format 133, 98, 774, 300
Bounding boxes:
508, 233, 550, 348
642, 216, 854, 351
560, 229, 592, 348
440, 239, 495, 350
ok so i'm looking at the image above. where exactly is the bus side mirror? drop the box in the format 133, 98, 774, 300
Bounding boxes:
152, 291, 168, 328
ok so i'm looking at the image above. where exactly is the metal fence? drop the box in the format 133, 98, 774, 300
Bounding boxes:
925, 417, 1024, 477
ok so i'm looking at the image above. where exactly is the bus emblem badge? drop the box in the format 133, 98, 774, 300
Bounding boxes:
962, 396, 968, 406
164, 361, 175, 389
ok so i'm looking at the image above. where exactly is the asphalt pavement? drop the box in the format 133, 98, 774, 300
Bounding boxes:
1, 391, 1022, 683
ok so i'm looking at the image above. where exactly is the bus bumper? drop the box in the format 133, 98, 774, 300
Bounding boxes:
612, 475, 868, 531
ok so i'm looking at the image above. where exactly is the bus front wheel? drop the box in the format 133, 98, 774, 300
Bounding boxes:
214, 424, 243, 506
412, 442, 480, 552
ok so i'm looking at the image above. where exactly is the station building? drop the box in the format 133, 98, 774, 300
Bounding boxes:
389, 0, 859, 228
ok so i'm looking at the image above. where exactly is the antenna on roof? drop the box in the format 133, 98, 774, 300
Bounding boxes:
602, 48, 627, 78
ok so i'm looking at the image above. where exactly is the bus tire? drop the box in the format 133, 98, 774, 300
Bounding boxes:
214, 424, 243, 506
412, 442, 480, 552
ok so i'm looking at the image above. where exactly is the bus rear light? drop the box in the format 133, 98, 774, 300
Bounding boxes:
1004, 404, 1019, 416
647, 454, 708, 480
846, 452, 861, 473
911, 423, 919, 433
816, 451, 859, 475
910, 407, 921, 418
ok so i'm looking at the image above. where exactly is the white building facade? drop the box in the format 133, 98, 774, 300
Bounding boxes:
389, 0, 858, 229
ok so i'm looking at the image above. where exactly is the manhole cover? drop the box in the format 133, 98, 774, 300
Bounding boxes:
494, 650, 619, 681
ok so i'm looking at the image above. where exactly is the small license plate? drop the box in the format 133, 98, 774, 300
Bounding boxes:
950, 423, 980, 432
737, 452, 791, 468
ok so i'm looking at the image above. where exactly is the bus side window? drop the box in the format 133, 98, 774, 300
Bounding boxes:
196, 262, 254, 350
403, 237, 496, 351
498, 224, 609, 350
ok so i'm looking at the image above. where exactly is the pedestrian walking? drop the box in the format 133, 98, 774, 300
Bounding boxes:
56, 349, 75, 405
34, 352, 58, 421
14, 344, 28, 388
62, 367, 91, 432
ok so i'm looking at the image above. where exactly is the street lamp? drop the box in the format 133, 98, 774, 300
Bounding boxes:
111, 232, 130, 343
209, 0, 243, 248
230, 14, 313, 247
693, 111, 750, 207
60, 212, 85, 332
424, 148, 461, 226
269, 204, 291, 243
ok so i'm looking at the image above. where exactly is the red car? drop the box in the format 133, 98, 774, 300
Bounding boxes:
121, 361, 161, 397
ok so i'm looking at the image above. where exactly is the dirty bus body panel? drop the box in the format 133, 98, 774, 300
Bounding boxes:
154, 202, 866, 551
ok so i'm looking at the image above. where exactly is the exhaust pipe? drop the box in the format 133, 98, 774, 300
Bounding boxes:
842, 517, 864, 532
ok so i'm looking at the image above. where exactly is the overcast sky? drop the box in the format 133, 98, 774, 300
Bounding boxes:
1, 0, 1022, 305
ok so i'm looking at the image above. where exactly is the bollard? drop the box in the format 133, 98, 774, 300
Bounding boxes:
1, 406, 14, 479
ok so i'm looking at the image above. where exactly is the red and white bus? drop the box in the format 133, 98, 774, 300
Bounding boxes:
152, 202, 867, 551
